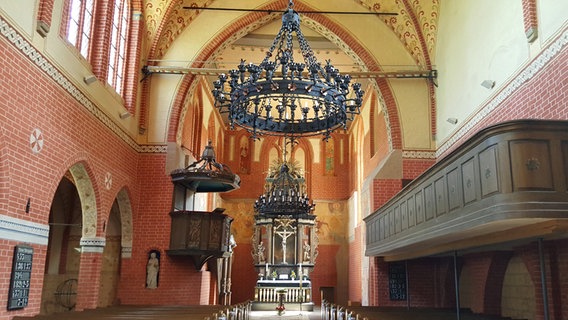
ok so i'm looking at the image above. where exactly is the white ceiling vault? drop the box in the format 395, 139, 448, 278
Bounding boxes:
139, 0, 439, 151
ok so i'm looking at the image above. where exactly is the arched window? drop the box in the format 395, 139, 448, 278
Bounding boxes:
66, 0, 94, 59
108, 0, 129, 94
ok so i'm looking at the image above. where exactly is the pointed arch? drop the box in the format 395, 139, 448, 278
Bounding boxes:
180, 87, 204, 157
114, 187, 133, 256
207, 112, 216, 143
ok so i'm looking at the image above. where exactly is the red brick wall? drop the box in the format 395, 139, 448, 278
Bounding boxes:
460, 252, 512, 315
116, 154, 215, 305
76, 252, 103, 310
550, 239, 568, 319
367, 216, 568, 316
516, 239, 568, 320
372, 179, 402, 211
230, 244, 257, 304
310, 244, 340, 305
348, 226, 363, 304
402, 158, 435, 180
0, 24, 143, 318
372, 257, 456, 308
221, 133, 353, 201
368, 257, 379, 305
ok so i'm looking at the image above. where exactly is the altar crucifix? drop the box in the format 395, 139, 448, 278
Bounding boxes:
274, 219, 296, 264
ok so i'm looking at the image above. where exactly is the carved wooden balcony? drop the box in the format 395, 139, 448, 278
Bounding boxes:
365, 120, 568, 261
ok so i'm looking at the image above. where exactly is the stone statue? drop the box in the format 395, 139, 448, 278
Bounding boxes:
257, 241, 265, 263
303, 241, 311, 262
146, 252, 160, 289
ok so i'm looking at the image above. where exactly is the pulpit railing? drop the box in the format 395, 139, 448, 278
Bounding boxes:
254, 286, 311, 303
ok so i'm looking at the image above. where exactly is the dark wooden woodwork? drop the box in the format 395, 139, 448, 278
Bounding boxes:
365, 120, 568, 261
167, 208, 233, 269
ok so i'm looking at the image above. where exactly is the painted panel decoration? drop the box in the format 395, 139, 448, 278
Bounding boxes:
447, 168, 461, 211
461, 158, 477, 204
479, 145, 500, 197
509, 140, 553, 191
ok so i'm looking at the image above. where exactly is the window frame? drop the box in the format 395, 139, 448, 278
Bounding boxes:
107, 0, 130, 95
65, 0, 95, 60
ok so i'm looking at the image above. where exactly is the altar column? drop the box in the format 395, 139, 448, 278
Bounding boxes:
267, 225, 273, 265
297, 225, 305, 264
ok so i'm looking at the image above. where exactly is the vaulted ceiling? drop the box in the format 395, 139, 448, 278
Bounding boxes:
143, 0, 439, 66
138, 0, 440, 151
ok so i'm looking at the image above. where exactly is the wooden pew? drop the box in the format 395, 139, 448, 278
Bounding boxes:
14, 305, 233, 320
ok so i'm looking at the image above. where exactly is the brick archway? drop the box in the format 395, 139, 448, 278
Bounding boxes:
68, 163, 98, 238
115, 187, 134, 255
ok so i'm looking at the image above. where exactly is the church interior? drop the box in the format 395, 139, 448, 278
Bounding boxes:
0, 1, 567, 320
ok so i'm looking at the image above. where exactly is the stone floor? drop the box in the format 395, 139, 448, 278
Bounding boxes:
251, 307, 515, 320
13, 305, 516, 320
250, 310, 318, 320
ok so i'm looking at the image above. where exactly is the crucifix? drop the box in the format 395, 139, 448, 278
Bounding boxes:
274, 219, 295, 264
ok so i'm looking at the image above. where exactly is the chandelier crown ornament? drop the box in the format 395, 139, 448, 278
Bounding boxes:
212, 0, 364, 140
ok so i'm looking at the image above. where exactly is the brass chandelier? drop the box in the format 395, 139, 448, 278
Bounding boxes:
212, 0, 364, 140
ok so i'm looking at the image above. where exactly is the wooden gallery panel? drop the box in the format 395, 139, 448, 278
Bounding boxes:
407, 195, 416, 228
447, 168, 461, 211
379, 215, 385, 241
509, 140, 553, 191
394, 205, 401, 233
479, 145, 500, 197
424, 184, 435, 221
400, 201, 408, 231
415, 190, 424, 224
461, 157, 477, 204
435, 176, 447, 216
388, 210, 395, 237
372, 219, 379, 243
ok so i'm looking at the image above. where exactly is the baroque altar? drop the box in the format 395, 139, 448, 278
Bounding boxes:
251, 160, 318, 311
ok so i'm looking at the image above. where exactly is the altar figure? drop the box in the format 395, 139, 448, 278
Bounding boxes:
256, 241, 266, 263
303, 241, 311, 262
